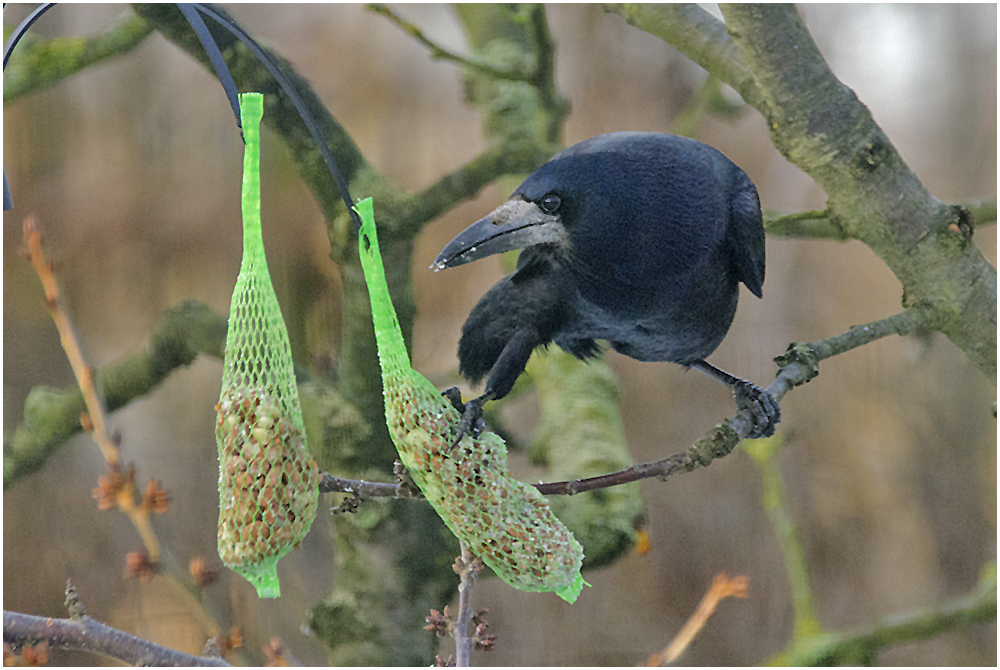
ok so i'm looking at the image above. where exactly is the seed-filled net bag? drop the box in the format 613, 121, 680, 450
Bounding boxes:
355, 197, 586, 602
215, 92, 319, 598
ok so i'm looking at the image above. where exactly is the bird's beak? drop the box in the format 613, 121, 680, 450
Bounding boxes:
431, 199, 566, 270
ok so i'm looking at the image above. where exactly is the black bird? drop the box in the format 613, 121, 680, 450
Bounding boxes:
433, 132, 779, 443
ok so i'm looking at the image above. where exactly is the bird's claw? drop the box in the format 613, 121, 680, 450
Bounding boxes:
732, 380, 780, 439
440, 388, 486, 451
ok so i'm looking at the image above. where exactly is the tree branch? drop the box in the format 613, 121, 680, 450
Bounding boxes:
603, 3, 762, 108
3, 10, 154, 103
4, 300, 226, 489
367, 4, 533, 82
3, 609, 230, 667
536, 310, 925, 495
401, 142, 556, 237
776, 563, 997, 665
764, 209, 850, 241
745, 436, 821, 640
962, 195, 998, 225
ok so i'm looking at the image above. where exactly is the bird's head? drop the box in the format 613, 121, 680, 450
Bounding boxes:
431, 132, 685, 272
430, 188, 571, 271
430, 135, 635, 270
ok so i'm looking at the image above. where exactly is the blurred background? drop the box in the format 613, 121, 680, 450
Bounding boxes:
3, 3, 996, 665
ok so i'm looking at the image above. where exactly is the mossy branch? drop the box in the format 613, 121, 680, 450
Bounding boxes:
3, 300, 226, 489
775, 563, 997, 665
3, 10, 154, 104
402, 142, 557, 237
744, 436, 821, 640
536, 310, 925, 494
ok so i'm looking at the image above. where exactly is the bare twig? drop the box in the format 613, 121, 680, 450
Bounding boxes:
367, 4, 534, 82
535, 310, 925, 495
22, 217, 118, 467
641, 573, 749, 666
319, 472, 400, 497
22, 216, 162, 561
317, 310, 926, 505
3, 609, 230, 667
453, 543, 479, 667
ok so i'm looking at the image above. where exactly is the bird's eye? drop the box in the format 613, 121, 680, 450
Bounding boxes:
540, 194, 561, 213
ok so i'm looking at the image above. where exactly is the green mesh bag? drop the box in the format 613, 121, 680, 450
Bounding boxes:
356, 198, 587, 603
215, 92, 319, 598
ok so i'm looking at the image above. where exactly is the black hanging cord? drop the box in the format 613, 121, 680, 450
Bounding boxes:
3, 2, 57, 210
186, 4, 362, 233
177, 3, 242, 134
2, 2, 55, 68
3, 3, 361, 231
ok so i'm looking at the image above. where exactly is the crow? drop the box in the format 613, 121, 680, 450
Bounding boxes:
432, 132, 779, 444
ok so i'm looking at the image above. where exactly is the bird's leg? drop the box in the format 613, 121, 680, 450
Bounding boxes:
441, 387, 467, 414
690, 360, 780, 439
440, 387, 490, 451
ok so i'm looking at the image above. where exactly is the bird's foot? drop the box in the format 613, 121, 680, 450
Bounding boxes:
440, 388, 486, 451
441, 387, 467, 414
732, 380, 781, 439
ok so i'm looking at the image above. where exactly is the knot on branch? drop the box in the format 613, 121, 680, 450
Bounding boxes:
774, 342, 820, 386
945, 204, 975, 246
64, 579, 86, 621
691, 423, 739, 466
855, 129, 893, 173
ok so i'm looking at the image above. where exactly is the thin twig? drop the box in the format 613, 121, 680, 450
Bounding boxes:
22, 216, 162, 562
641, 573, 749, 666
319, 310, 926, 502
2, 609, 230, 667
367, 4, 534, 82
23, 217, 118, 467
453, 543, 478, 667
319, 472, 406, 497
536, 309, 924, 495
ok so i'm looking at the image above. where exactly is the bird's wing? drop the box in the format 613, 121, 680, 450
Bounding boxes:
725, 172, 766, 298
